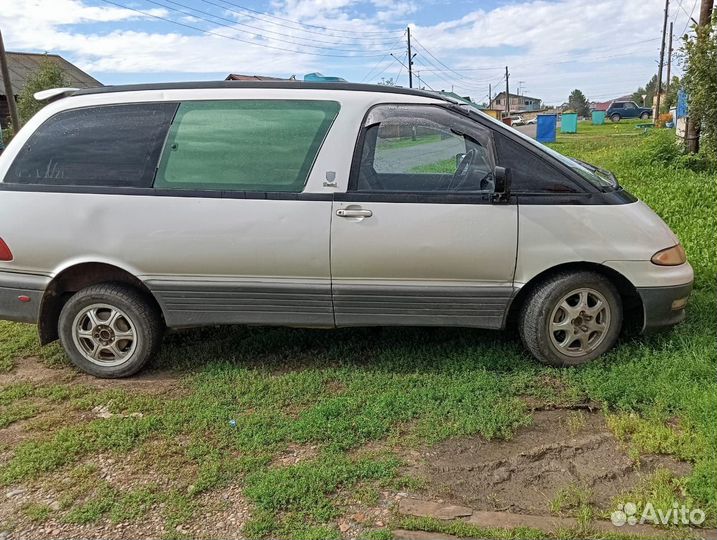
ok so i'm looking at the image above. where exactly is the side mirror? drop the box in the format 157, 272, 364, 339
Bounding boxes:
493, 166, 511, 201
455, 153, 466, 168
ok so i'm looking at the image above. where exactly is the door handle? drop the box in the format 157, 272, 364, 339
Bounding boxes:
336, 208, 373, 218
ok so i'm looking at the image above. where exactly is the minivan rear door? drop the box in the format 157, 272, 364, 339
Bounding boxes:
144, 99, 339, 328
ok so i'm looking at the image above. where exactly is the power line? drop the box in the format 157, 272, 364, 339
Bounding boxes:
205, 0, 405, 36
394, 54, 406, 86
147, 0, 402, 48
197, 0, 403, 44
361, 48, 402, 82
97, 0, 400, 57
680, 0, 699, 35
408, 41, 499, 90
411, 37, 472, 81
136, 0, 400, 52
410, 36, 663, 74
366, 57, 396, 84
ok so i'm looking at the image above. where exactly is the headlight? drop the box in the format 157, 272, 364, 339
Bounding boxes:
651, 244, 686, 266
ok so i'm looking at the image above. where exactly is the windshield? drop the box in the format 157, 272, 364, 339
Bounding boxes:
468, 108, 619, 191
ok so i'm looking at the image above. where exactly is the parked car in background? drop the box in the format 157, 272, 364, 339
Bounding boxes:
508, 114, 525, 126
525, 117, 537, 125
606, 101, 652, 122
0, 82, 692, 377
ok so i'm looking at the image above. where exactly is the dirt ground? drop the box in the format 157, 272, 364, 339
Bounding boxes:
406, 408, 692, 516
0, 360, 694, 539
0, 356, 181, 391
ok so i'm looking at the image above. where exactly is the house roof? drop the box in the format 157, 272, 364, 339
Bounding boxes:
492, 91, 541, 101
0, 52, 101, 97
591, 95, 635, 110
225, 73, 290, 81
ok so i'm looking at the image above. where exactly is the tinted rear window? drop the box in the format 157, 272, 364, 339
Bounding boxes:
5, 103, 177, 187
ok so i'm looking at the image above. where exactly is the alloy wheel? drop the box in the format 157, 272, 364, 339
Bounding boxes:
548, 288, 611, 357
71, 303, 138, 366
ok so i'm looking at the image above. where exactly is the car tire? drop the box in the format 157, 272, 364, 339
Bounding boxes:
519, 271, 622, 367
58, 283, 163, 378
610, 114, 621, 123
640, 112, 650, 120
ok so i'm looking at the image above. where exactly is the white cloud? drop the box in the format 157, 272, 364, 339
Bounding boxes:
0, 0, 680, 103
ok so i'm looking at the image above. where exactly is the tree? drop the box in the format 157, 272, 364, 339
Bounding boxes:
631, 74, 658, 107
567, 89, 590, 117
377, 77, 396, 86
17, 56, 67, 123
681, 13, 717, 156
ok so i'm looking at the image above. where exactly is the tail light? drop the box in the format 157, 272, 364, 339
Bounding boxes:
0, 238, 12, 261
651, 244, 686, 266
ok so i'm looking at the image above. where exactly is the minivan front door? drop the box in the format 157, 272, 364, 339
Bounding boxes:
330, 104, 518, 329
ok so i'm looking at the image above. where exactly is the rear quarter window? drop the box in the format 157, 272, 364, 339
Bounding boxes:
4, 103, 177, 187
154, 100, 340, 192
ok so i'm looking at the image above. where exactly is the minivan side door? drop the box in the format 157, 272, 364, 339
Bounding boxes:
330, 104, 518, 329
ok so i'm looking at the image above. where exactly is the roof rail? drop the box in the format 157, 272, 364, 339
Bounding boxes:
70, 80, 450, 102
33, 87, 79, 102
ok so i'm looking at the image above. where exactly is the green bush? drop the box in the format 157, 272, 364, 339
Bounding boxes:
634, 129, 681, 166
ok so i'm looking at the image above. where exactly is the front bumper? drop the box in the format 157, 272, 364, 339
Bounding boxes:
637, 282, 693, 333
0, 271, 49, 323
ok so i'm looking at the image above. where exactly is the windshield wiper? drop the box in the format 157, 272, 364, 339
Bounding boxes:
572, 158, 619, 190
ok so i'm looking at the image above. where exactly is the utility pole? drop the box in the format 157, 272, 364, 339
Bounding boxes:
505, 66, 510, 117
698, 0, 713, 25
687, 0, 714, 152
654, 0, 669, 122
0, 29, 21, 134
665, 22, 673, 99
488, 83, 492, 107
406, 26, 414, 89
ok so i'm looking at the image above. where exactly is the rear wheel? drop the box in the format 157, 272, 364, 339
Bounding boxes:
519, 272, 622, 366
59, 283, 163, 378
640, 112, 650, 120
610, 113, 621, 123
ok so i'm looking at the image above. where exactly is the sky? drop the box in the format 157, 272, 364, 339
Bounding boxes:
0, 0, 700, 105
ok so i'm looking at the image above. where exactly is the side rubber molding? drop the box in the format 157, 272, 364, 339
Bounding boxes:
638, 282, 693, 333
0, 271, 50, 323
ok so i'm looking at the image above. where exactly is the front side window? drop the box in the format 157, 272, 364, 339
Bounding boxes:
493, 131, 580, 193
624, 102, 636, 110
155, 100, 339, 192
5, 103, 177, 187
354, 105, 495, 193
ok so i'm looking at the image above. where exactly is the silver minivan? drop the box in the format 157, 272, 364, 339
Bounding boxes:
0, 82, 693, 377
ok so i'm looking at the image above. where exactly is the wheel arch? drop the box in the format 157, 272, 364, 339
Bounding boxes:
39, 262, 164, 345
505, 261, 643, 334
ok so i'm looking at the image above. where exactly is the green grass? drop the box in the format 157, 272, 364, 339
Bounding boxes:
0, 321, 40, 372
0, 120, 714, 538
410, 157, 456, 174
378, 133, 441, 150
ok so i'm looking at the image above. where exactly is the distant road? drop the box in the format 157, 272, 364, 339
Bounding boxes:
514, 124, 537, 138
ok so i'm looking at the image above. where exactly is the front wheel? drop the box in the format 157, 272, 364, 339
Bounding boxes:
519, 272, 622, 367
610, 114, 621, 123
58, 283, 163, 378
640, 112, 650, 120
